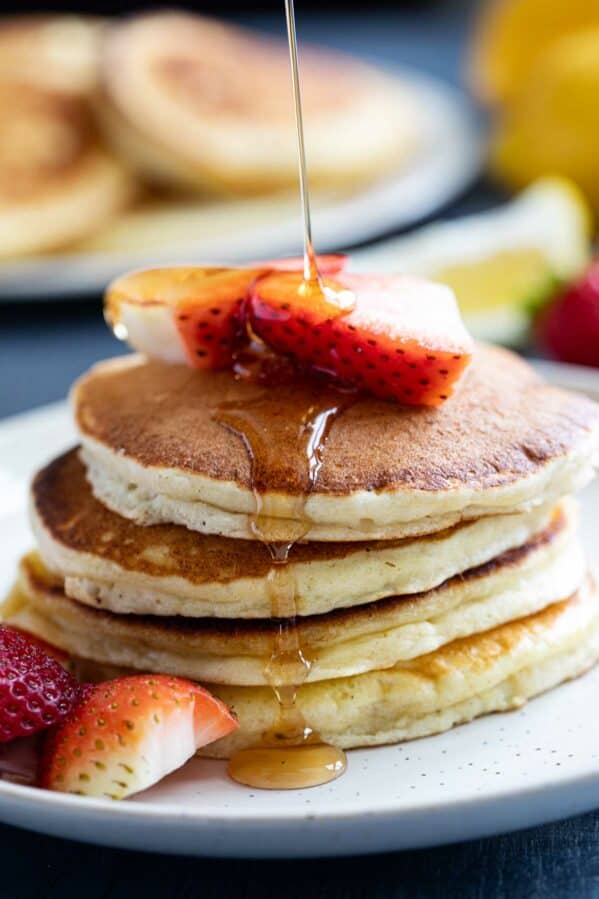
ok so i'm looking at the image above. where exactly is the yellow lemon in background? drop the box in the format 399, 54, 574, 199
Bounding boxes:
350, 178, 591, 345
469, 0, 599, 106
490, 28, 599, 210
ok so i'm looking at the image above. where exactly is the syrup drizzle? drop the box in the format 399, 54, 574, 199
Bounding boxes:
283, 0, 353, 312
218, 390, 348, 789
221, 0, 350, 790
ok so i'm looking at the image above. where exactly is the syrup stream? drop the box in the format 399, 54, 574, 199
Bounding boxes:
223, 0, 348, 790
284, 0, 319, 285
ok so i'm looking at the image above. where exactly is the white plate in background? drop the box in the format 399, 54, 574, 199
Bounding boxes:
0, 70, 480, 301
0, 360, 597, 858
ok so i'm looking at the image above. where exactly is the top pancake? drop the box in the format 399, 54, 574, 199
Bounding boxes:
73, 345, 599, 541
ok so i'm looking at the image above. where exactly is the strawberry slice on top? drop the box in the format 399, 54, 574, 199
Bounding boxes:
39, 674, 237, 799
248, 271, 473, 406
105, 256, 347, 371
106, 266, 262, 370
256, 253, 347, 276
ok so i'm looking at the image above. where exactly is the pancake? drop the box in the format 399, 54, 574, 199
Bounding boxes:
0, 83, 135, 258
205, 581, 599, 757
32, 449, 563, 619
73, 346, 599, 542
0, 16, 103, 98
4, 508, 586, 685
4, 568, 597, 754
96, 12, 418, 195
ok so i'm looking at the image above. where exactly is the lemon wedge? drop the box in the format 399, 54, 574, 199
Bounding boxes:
490, 28, 599, 212
468, 0, 599, 106
350, 178, 592, 345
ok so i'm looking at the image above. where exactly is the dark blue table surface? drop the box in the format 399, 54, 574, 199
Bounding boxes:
1, 6, 596, 897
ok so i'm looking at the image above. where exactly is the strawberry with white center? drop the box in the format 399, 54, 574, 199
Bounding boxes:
248, 271, 473, 406
106, 266, 260, 370
105, 255, 347, 370
0, 625, 80, 743
39, 675, 237, 799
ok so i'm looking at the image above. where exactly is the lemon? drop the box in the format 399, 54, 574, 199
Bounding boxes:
351, 178, 591, 345
469, 0, 599, 106
491, 28, 599, 212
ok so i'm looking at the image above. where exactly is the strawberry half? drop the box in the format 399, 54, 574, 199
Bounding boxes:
39, 674, 237, 799
106, 256, 347, 370
538, 261, 599, 367
0, 625, 80, 743
106, 266, 261, 370
255, 254, 347, 276
248, 272, 473, 406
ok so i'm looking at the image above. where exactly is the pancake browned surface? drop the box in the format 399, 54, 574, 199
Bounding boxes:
4, 560, 598, 753
31, 448, 564, 618
0, 82, 134, 258
4, 502, 586, 684
73, 345, 599, 540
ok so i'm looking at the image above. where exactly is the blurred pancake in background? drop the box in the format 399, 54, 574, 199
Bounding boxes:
0, 83, 135, 258
0, 15, 103, 98
0, 9, 478, 279
96, 11, 419, 195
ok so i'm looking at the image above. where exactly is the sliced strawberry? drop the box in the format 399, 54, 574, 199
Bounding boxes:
0, 626, 80, 743
105, 258, 348, 370
538, 262, 599, 367
38, 674, 237, 798
249, 272, 473, 406
254, 254, 347, 276
173, 269, 261, 369
6, 627, 70, 668
106, 266, 262, 370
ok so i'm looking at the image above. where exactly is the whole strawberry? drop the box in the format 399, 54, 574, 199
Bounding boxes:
0, 626, 80, 743
539, 263, 599, 367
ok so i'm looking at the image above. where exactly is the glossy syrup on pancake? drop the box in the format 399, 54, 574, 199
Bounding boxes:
224, 0, 348, 791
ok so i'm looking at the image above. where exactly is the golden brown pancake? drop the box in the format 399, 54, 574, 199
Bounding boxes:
96, 12, 418, 195
4, 504, 586, 684
204, 582, 599, 757
4, 565, 598, 754
73, 346, 599, 541
31, 448, 567, 619
0, 16, 103, 97
0, 83, 135, 258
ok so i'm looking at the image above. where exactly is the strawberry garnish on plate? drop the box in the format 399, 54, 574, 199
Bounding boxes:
538, 262, 599, 367
39, 675, 237, 799
0, 625, 80, 743
248, 272, 473, 406
6, 627, 70, 668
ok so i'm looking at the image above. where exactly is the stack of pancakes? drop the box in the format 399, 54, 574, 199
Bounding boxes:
4, 344, 599, 758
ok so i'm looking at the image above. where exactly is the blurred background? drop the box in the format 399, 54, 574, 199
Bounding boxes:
2, 0, 599, 415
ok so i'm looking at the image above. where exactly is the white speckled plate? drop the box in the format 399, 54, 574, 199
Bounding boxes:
0, 70, 480, 301
0, 360, 598, 858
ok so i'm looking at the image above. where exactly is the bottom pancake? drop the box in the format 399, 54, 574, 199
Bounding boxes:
2, 510, 585, 685
2, 571, 598, 758
204, 580, 599, 757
